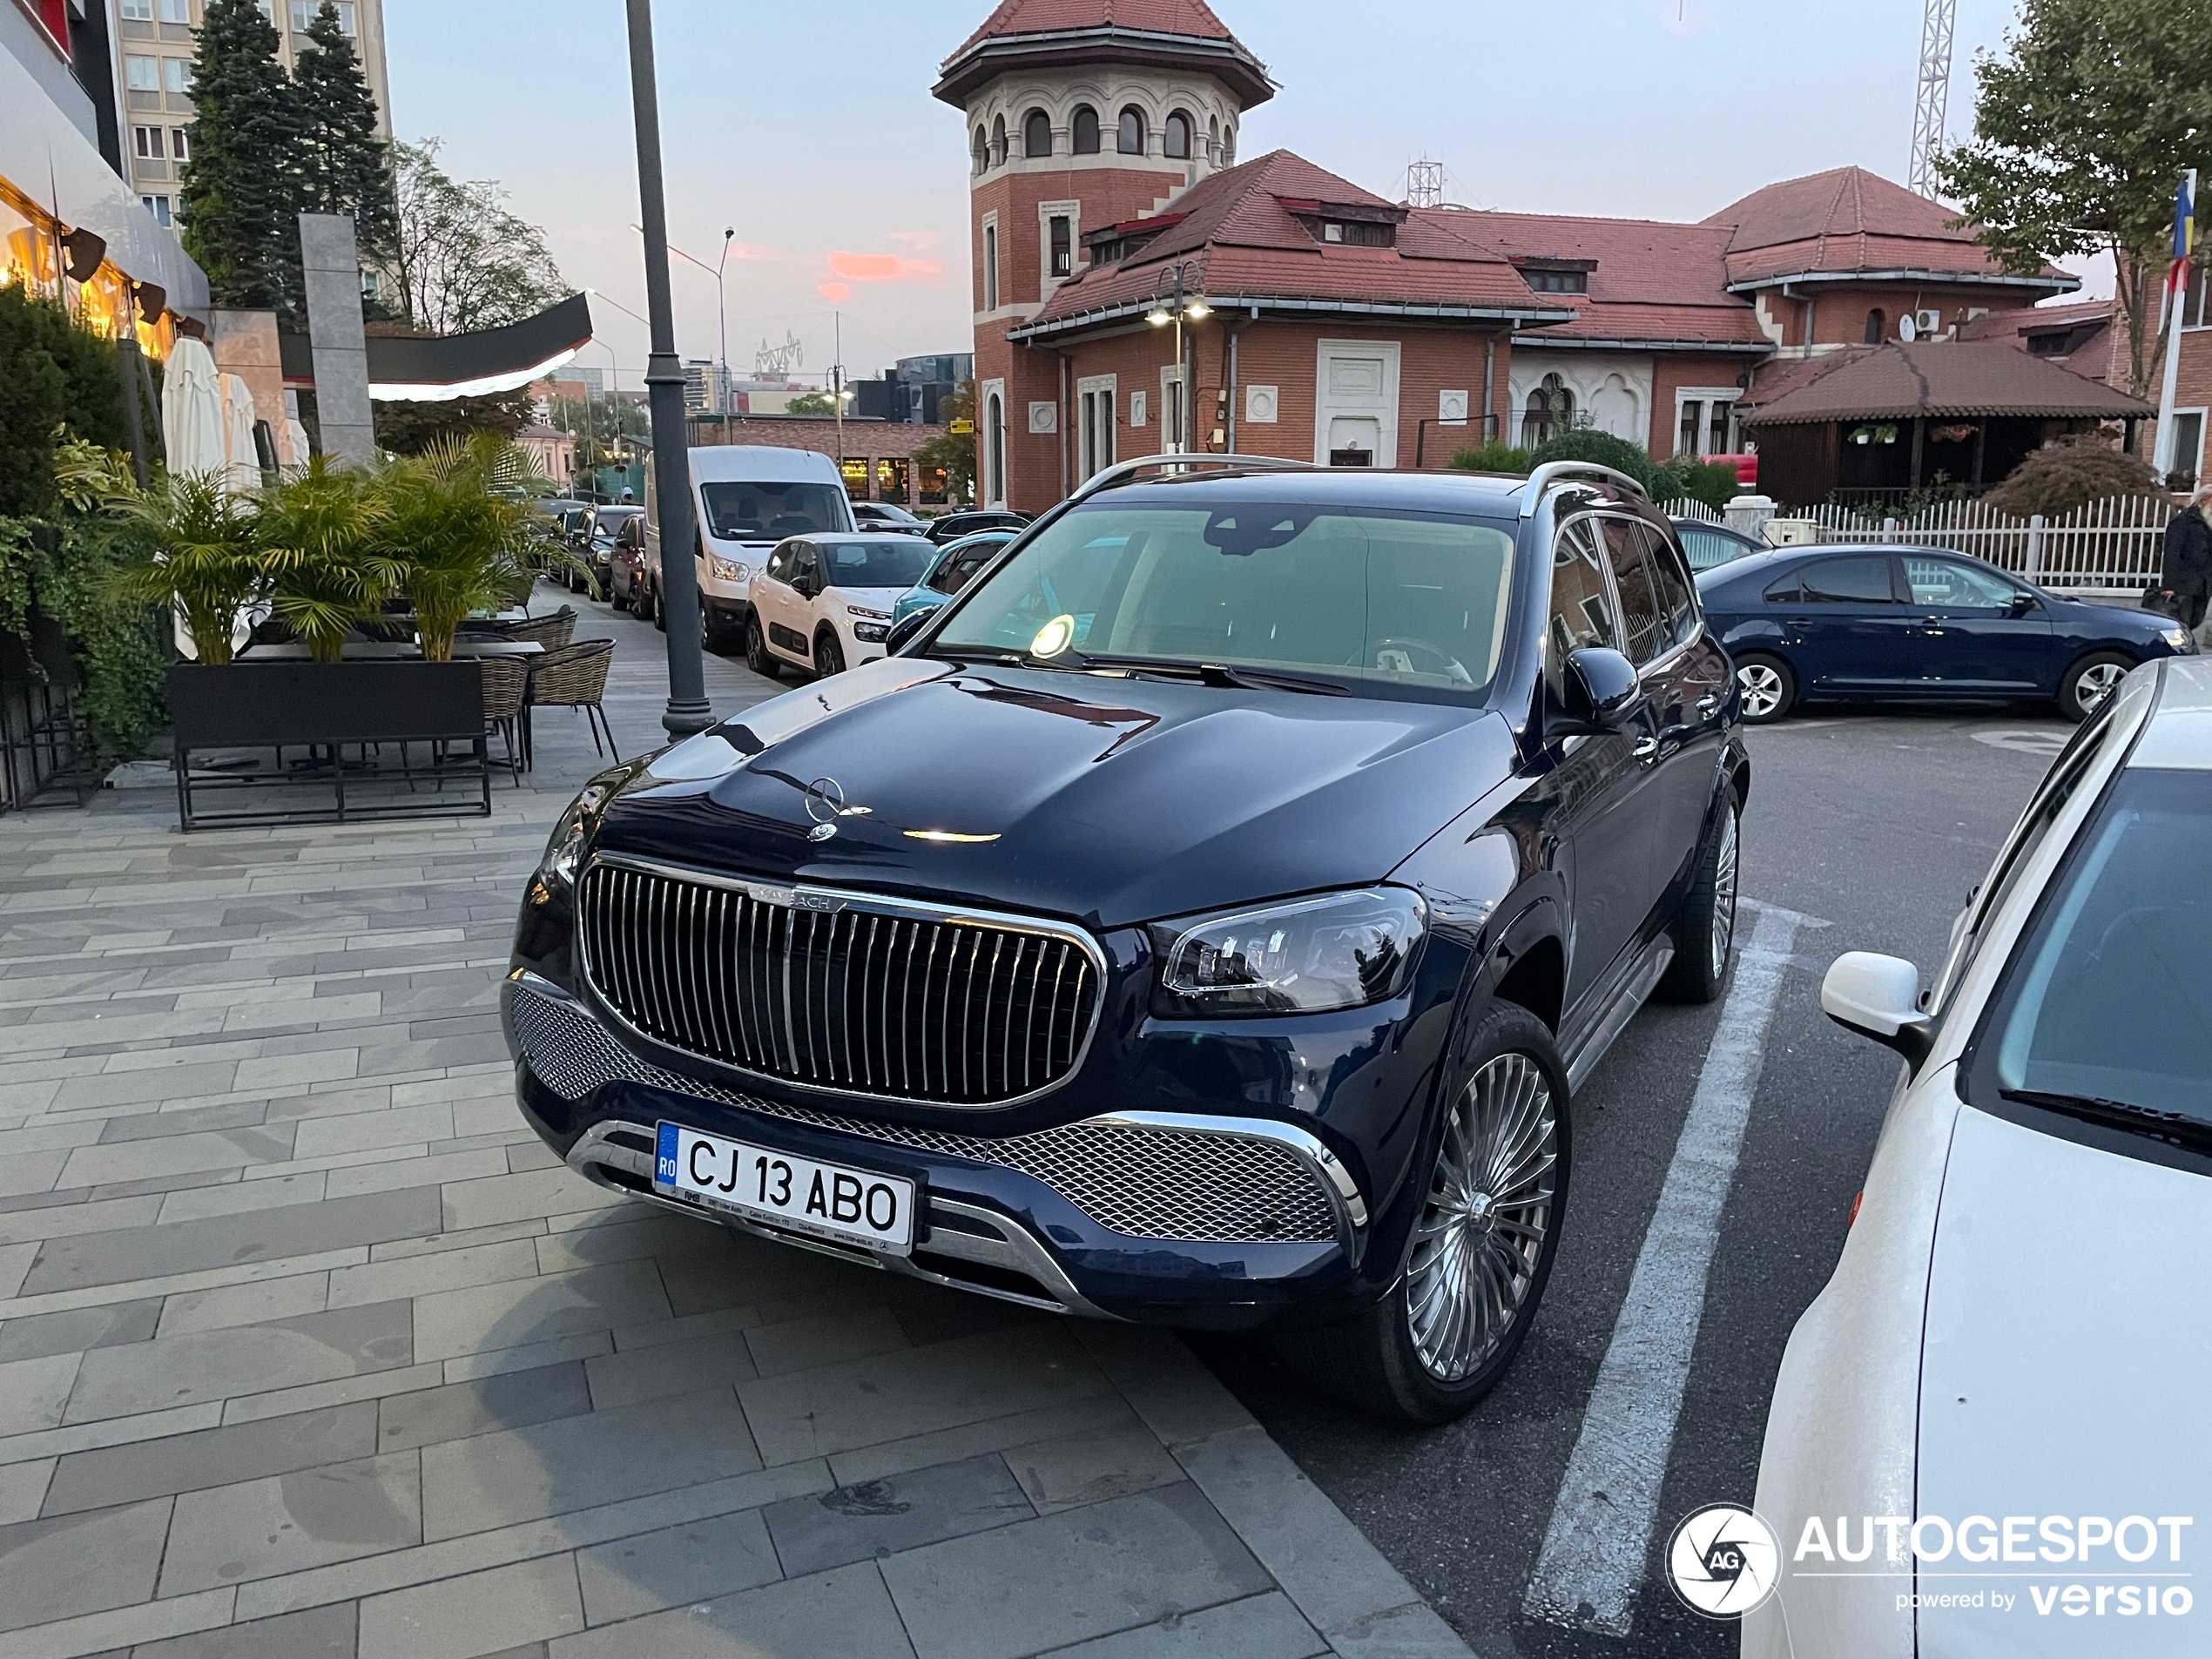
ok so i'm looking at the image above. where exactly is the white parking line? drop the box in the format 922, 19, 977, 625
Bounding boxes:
1521, 898, 1818, 1637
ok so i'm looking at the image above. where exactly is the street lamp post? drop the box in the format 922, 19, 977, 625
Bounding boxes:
1145, 262, 1210, 455
621, 0, 713, 739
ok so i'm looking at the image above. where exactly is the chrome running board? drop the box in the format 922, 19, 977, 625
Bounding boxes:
1563, 935, 1674, 1093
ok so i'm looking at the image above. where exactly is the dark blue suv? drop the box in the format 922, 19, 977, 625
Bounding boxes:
503, 458, 1749, 1422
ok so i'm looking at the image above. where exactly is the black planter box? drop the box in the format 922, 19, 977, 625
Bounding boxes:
169, 660, 490, 831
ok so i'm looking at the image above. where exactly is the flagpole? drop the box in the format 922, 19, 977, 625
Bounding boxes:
2152, 167, 2196, 480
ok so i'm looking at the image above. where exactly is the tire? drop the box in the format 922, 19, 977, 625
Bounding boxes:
745, 615, 783, 679
1278, 1001, 1569, 1425
813, 630, 847, 678
2059, 651, 2132, 721
1733, 652, 1795, 723
1660, 783, 1741, 1004
651, 582, 667, 633
609, 581, 629, 614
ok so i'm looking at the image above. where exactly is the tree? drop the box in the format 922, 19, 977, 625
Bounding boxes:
913, 380, 977, 504
394, 139, 569, 334
373, 391, 529, 455
1525, 425, 1661, 492
1939, 0, 2212, 415
291, 2, 396, 268
786, 391, 837, 415
179, 0, 304, 315
1983, 433, 2163, 517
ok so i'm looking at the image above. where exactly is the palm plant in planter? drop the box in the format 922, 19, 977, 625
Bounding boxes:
258, 459, 403, 663
111, 471, 265, 665
376, 435, 559, 661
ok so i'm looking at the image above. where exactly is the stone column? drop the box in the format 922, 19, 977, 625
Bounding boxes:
206, 308, 292, 463
299, 214, 375, 464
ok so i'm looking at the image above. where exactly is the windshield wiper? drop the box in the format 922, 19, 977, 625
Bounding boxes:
2000, 1089, 2212, 1155
1065, 652, 1352, 696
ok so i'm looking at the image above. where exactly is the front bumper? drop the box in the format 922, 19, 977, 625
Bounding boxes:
503, 973, 1372, 1327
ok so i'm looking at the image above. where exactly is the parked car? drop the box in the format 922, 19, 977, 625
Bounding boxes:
644, 447, 854, 644
891, 529, 1018, 629
567, 506, 640, 595
502, 458, 1748, 1424
853, 501, 928, 534
742, 533, 937, 678
606, 516, 647, 612
1670, 516, 1764, 572
925, 508, 1032, 544
1745, 656, 2210, 1659
1696, 543, 2194, 724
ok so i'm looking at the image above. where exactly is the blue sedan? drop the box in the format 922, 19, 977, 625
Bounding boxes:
889, 529, 1017, 629
1696, 543, 2195, 723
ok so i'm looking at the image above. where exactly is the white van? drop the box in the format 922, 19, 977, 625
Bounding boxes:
641, 447, 854, 644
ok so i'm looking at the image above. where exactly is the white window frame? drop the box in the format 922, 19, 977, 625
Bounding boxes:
1161, 364, 1187, 454
1673, 386, 1743, 457
132, 125, 164, 160
980, 377, 1008, 507
2172, 407, 2208, 482
171, 125, 192, 162
162, 57, 192, 93
125, 55, 159, 91
1076, 374, 1116, 480
158, 0, 191, 21
1038, 199, 1079, 293
981, 212, 999, 314
121, 0, 154, 20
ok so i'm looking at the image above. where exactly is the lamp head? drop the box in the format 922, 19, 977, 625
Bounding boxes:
1184, 300, 1211, 321
1147, 307, 1173, 327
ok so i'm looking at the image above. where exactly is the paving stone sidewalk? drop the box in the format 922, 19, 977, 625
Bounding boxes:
0, 592, 1473, 1659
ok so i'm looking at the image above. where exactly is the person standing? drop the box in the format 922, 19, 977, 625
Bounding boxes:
2159, 486, 2212, 631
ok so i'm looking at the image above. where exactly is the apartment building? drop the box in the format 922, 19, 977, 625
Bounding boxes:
111, 0, 391, 232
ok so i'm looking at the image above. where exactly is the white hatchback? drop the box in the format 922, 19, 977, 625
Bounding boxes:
1745, 656, 2212, 1658
745, 533, 939, 678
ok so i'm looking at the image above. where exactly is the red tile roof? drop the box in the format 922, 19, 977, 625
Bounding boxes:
949, 0, 1236, 59
1429, 209, 1770, 347
1738, 341, 2150, 425
1015, 152, 1570, 337
1702, 167, 2073, 291
1955, 300, 2114, 385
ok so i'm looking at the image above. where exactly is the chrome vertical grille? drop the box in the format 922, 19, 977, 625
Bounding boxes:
578, 860, 1103, 1107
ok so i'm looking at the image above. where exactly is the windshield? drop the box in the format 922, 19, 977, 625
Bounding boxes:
1992, 767, 2212, 1124
699, 481, 848, 541
822, 538, 933, 590
930, 500, 1517, 698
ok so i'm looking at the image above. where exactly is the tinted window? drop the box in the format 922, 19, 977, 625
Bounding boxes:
1680, 527, 1747, 572
1601, 519, 1667, 664
1545, 519, 1620, 699
823, 539, 934, 590
764, 543, 793, 582
699, 481, 847, 540
1905, 556, 2018, 609
1987, 768, 2212, 1123
1643, 527, 1698, 652
1799, 556, 1897, 604
1762, 570, 1802, 604
935, 502, 1517, 699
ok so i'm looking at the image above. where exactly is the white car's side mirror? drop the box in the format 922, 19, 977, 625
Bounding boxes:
1821, 952, 1932, 1065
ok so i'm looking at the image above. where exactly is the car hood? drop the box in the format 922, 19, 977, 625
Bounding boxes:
1914, 1104, 2212, 1657
592, 656, 1518, 927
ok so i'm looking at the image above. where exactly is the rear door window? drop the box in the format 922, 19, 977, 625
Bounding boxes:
1545, 518, 1622, 699
1905, 556, 2018, 609
1798, 556, 1899, 604
1642, 525, 1699, 652
1600, 519, 1667, 664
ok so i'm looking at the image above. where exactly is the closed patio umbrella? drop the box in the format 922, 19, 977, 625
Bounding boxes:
159, 336, 225, 481
219, 374, 260, 493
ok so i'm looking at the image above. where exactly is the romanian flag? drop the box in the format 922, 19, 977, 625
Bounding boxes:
2170, 175, 2196, 295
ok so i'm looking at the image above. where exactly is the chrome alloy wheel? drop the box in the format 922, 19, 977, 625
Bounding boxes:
1710, 807, 1740, 979
2073, 658, 2127, 712
1406, 1053, 1559, 1382
1737, 661, 1785, 718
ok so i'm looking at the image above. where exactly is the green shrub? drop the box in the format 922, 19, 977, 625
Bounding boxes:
1653, 455, 1742, 513
1983, 434, 2161, 519
0, 286, 131, 518
1448, 440, 1531, 474
1525, 427, 1660, 491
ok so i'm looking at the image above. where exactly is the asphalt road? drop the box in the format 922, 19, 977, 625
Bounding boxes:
1190, 704, 2077, 1658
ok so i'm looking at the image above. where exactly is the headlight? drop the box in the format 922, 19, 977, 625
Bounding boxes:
853, 622, 889, 644
710, 556, 748, 583
536, 781, 611, 889
846, 603, 892, 621
2163, 625, 2194, 651
1150, 887, 1427, 1017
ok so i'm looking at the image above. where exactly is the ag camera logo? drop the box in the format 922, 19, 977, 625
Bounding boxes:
1668, 1504, 1781, 1619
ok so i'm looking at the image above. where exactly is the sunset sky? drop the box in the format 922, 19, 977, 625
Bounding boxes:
383, 0, 2097, 390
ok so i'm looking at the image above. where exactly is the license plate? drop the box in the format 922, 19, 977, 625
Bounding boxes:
654, 1122, 915, 1255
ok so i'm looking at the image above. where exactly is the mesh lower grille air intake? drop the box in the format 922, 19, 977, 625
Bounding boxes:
510, 983, 1339, 1244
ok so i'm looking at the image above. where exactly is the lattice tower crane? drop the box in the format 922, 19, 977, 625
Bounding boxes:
1908, 0, 1957, 199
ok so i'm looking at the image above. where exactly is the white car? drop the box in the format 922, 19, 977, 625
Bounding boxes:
1745, 656, 2212, 1658
642, 446, 853, 645
744, 533, 938, 678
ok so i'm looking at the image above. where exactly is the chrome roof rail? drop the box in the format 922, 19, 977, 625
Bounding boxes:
1515, 461, 1651, 518
1063, 452, 1321, 509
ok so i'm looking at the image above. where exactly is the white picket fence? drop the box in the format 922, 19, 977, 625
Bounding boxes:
1791, 495, 2171, 596
1656, 496, 1727, 526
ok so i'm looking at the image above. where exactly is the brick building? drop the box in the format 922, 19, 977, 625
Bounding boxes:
685, 416, 955, 506
936, 0, 2093, 513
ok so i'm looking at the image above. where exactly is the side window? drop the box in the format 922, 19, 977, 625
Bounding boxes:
1905, 556, 2017, 609
764, 543, 792, 583
1799, 556, 1898, 604
1641, 525, 1699, 652
1544, 518, 1621, 700
1762, 570, 1803, 604
1680, 528, 1737, 572
1601, 518, 1667, 665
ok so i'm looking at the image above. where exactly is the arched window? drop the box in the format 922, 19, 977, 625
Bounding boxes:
1864, 307, 1886, 344
972, 126, 988, 176
1071, 105, 1100, 155
1208, 115, 1220, 163
1521, 374, 1575, 448
1222, 123, 1236, 166
1117, 105, 1145, 155
1023, 109, 1051, 159
989, 114, 1008, 167
986, 392, 1006, 506
1163, 111, 1192, 160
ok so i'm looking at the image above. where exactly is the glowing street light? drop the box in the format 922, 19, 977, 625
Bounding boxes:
1146, 262, 1207, 453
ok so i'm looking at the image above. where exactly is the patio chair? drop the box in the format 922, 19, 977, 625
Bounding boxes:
525, 637, 618, 761
478, 656, 529, 783
505, 607, 577, 651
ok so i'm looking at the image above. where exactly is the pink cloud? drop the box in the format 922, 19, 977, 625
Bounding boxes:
826, 249, 944, 283
817, 280, 852, 303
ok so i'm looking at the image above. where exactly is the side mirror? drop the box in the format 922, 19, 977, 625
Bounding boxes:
2007, 591, 2039, 617
1821, 951, 1932, 1065
885, 610, 931, 654
1553, 647, 1643, 735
